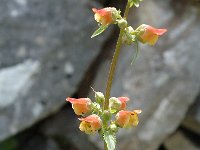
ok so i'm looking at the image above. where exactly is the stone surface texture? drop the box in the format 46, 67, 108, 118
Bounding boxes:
1, 0, 200, 149
164, 131, 200, 150
0, 0, 108, 142
182, 93, 200, 135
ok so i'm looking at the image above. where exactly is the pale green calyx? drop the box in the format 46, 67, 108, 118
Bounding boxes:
126, 26, 134, 34
110, 123, 118, 133
95, 91, 105, 104
111, 8, 121, 22
91, 102, 102, 114
118, 18, 128, 29
122, 26, 136, 45
109, 97, 121, 113
103, 110, 111, 123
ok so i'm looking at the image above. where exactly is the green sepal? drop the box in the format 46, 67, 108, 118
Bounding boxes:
131, 40, 140, 65
95, 92, 105, 104
91, 25, 109, 38
102, 110, 111, 124
91, 102, 102, 115
103, 131, 116, 150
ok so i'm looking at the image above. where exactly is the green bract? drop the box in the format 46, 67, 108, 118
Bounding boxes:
91, 25, 108, 38
95, 91, 105, 104
104, 131, 116, 150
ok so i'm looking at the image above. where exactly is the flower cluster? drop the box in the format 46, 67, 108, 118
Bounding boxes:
66, 91, 141, 135
92, 7, 167, 46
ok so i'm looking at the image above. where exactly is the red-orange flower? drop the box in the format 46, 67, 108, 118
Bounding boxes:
79, 114, 102, 134
138, 24, 167, 45
92, 7, 117, 25
116, 110, 142, 128
66, 98, 91, 115
118, 97, 129, 110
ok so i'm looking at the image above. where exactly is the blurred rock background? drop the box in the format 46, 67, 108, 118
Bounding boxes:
0, 0, 200, 150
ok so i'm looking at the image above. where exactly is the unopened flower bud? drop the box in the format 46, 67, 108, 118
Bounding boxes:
95, 91, 105, 104
122, 26, 136, 45
118, 19, 127, 29
109, 97, 121, 113
126, 26, 134, 33
102, 110, 111, 123
110, 123, 118, 132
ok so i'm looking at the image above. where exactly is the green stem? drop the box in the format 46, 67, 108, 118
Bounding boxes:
103, 2, 130, 150
104, 3, 130, 110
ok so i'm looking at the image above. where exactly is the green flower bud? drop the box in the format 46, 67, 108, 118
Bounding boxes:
109, 97, 122, 113
126, 26, 134, 34
122, 26, 136, 45
110, 123, 118, 133
91, 102, 101, 114
118, 19, 127, 29
111, 9, 121, 22
95, 91, 105, 104
102, 110, 111, 123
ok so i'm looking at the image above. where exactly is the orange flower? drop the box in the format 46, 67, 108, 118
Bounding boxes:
117, 97, 129, 110
79, 114, 102, 134
138, 24, 167, 45
66, 98, 91, 115
116, 110, 142, 128
92, 7, 117, 25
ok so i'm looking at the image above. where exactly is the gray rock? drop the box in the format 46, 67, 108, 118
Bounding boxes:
0, 60, 39, 108
40, 108, 99, 150
182, 94, 200, 135
0, 0, 109, 142
164, 131, 200, 150
89, 0, 200, 149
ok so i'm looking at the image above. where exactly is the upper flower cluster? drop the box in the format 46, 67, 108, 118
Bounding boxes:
92, 7, 167, 46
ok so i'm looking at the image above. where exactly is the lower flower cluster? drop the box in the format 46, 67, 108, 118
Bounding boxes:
66, 91, 142, 135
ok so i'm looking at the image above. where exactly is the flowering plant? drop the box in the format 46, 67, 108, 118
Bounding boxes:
66, 0, 167, 149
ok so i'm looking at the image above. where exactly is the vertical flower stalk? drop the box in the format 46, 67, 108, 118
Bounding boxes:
103, 3, 130, 150
104, 2, 130, 110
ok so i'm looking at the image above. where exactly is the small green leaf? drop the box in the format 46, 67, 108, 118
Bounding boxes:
91, 25, 108, 38
103, 131, 116, 150
131, 40, 140, 65
129, 0, 134, 8
129, 0, 142, 8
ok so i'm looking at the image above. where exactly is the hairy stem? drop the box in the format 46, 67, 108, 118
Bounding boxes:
104, 3, 130, 110
103, 2, 130, 150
